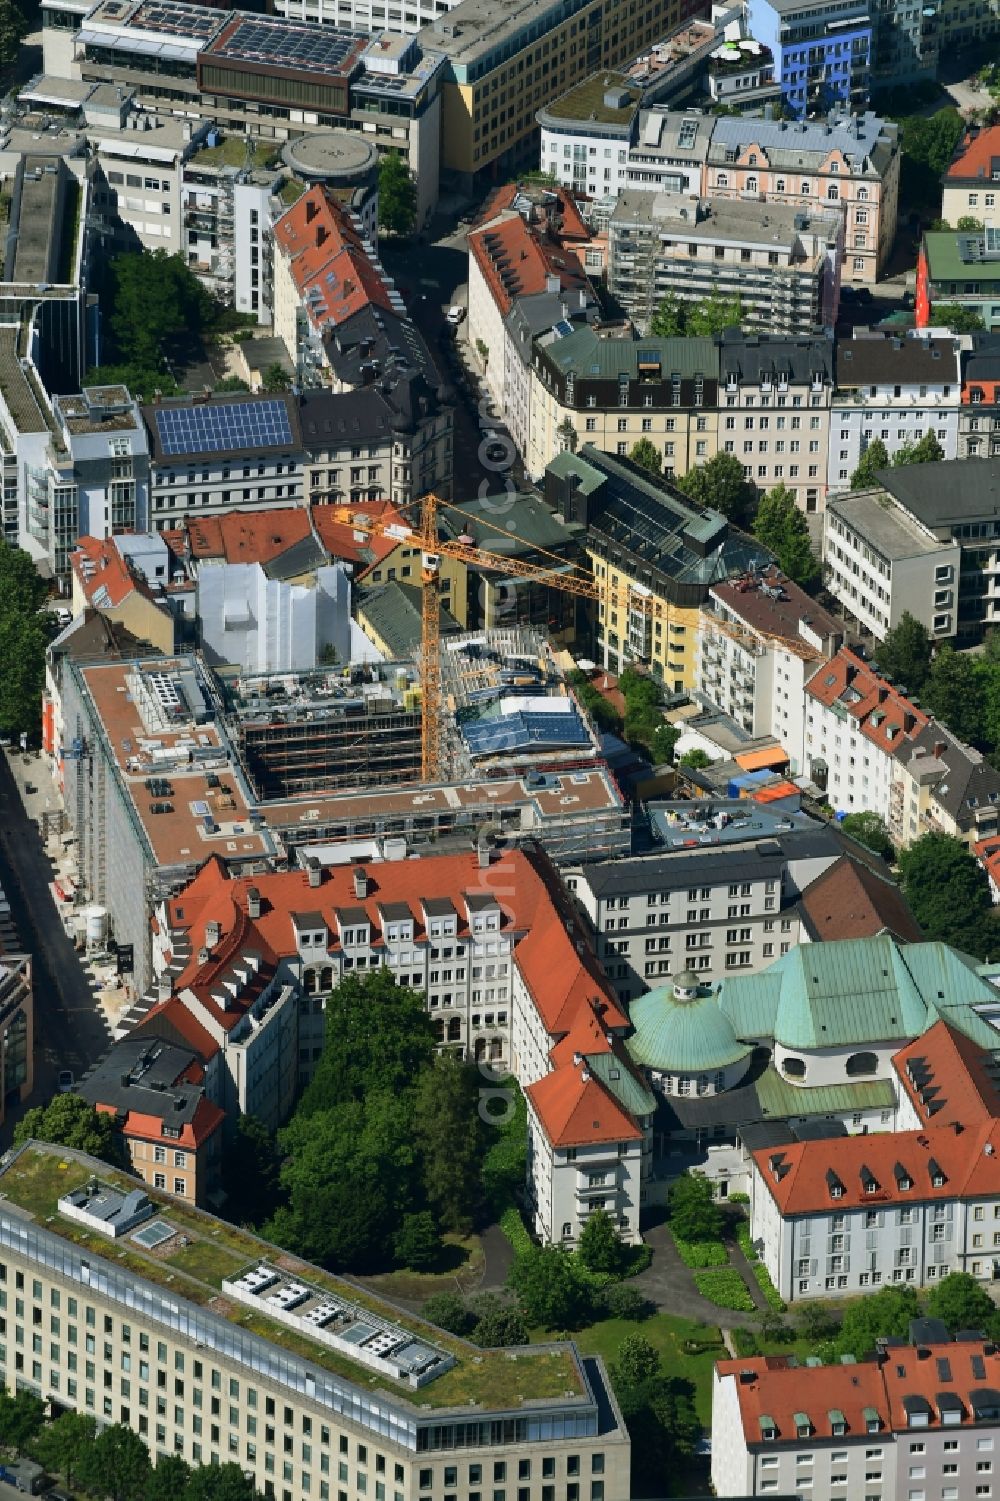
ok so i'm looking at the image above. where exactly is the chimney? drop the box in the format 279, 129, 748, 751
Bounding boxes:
933, 740, 946, 758
353, 866, 369, 899
306, 197, 319, 224
205, 919, 221, 948
307, 858, 322, 888
477, 842, 491, 869
246, 886, 261, 919
316, 224, 328, 248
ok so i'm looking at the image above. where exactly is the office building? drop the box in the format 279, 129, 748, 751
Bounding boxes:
608, 192, 843, 336
0, 1140, 631, 1494
745, 0, 871, 118
917, 228, 1000, 333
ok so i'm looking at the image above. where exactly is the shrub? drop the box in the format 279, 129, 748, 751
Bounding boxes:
602, 1283, 652, 1321
753, 1263, 787, 1312
730, 1327, 758, 1356
736, 1223, 759, 1262
621, 1241, 653, 1278
670, 1230, 728, 1268
499, 1205, 533, 1257
692, 1270, 755, 1312
728, 1192, 750, 1204
420, 1293, 473, 1336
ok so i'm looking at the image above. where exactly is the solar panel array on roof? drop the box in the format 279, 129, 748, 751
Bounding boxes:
132, 0, 219, 36
154, 401, 293, 456
462, 711, 590, 757
212, 17, 361, 75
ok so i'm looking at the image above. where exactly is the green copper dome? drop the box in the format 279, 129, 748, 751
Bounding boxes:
627, 974, 752, 1075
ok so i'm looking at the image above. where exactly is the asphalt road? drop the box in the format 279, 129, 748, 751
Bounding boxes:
0, 754, 111, 1138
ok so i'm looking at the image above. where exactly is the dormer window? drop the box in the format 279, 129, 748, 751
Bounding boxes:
829, 1410, 846, 1437
795, 1413, 811, 1439
759, 1417, 776, 1442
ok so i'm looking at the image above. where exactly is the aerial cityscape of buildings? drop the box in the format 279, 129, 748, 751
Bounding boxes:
12, 0, 1000, 1496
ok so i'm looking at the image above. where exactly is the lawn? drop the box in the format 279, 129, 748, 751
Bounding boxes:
164, 1238, 249, 1288
191, 137, 279, 169
358, 1234, 484, 1302
531, 1312, 725, 1426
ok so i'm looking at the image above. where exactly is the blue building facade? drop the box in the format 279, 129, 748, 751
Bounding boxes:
747, 0, 871, 118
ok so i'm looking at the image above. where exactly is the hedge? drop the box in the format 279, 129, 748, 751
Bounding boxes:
735, 1223, 759, 1262
499, 1205, 533, 1257
752, 1262, 787, 1312
670, 1229, 728, 1268
692, 1269, 756, 1312
730, 1327, 758, 1356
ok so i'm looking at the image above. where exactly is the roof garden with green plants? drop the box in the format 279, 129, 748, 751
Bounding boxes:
0, 1144, 584, 1413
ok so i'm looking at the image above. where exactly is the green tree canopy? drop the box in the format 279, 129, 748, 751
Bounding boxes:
676, 452, 757, 526
30, 1411, 96, 1489
649, 292, 684, 337
577, 1208, 625, 1274
926, 1272, 997, 1333
923, 645, 983, 745
851, 438, 890, 490
469, 1293, 528, 1348
393, 1210, 441, 1270
144, 1455, 192, 1501
78, 1424, 152, 1501
410, 1052, 482, 1233
893, 429, 945, 467
931, 302, 985, 333
668, 1171, 722, 1242
751, 484, 821, 591
649, 290, 743, 337
184, 1461, 263, 1501
108, 250, 213, 370
0, 0, 28, 68
0, 1390, 44, 1454
629, 437, 662, 475
15, 1093, 118, 1160
507, 1245, 592, 1329
260, 362, 291, 393
612, 1334, 661, 1390
0, 539, 49, 736
420, 1292, 474, 1336
679, 747, 712, 770
608, 1335, 701, 1491
378, 151, 417, 237
297, 969, 437, 1111
836, 1285, 921, 1360
875, 610, 932, 693
898, 832, 998, 958
897, 110, 965, 215
840, 811, 893, 859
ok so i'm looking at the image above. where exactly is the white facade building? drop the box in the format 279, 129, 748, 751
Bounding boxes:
195, 561, 361, 674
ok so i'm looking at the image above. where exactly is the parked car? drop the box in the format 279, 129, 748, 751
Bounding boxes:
446, 305, 466, 325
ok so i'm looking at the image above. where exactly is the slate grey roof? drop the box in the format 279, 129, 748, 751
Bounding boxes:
709, 110, 896, 174
718, 329, 834, 385
79, 1035, 207, 1126
264, 533, 329, 582
358, 581, 460, 657
876, 457, 1000, 528
538, 326, 719, 380
834, 333, 960, 388
580, 828, 840, 897
965, 334, 1000, 382
895, 722, 1000, 826
439, 492, 581, 557
505, 290, 598, 367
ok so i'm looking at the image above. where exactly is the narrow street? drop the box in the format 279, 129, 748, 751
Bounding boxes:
0, 752, 112, 1139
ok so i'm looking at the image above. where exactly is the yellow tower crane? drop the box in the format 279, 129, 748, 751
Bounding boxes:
325, 495, 822, 782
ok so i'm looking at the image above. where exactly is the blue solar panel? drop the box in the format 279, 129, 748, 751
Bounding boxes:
154, 400, 293, 457
462, 711, 590, 758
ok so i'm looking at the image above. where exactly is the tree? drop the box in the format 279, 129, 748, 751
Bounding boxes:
556, 416, 578, 453
222, 1114, 282, 1226
629, 437, 662, 475
679, 748, 711, 770
898, 832, 997, 958
685, 289, 743, 336
420, 1292, 474, 1336
83, 361, 181, 401
836, 1285, 921, 1360
469, 1293, 528, 1347
649, 292, 685, 337
577, 1208, 625, 1275
751, 484, 821, 591
15, 1093, 118, 1160
875, 610, 932, 693
927, 1272, 997, 1333
508, 1245, 592, 1329
603, 1282, 651, 1320
0, 1390, 43, 1454
144, 1455, 192, 1501
214, 375, 250, 393
650, 722, 680, 763
923, 645, 983, 744
411, 1053, 482, 1233
668, 1171, 722, 1242
107, 250, 212, 369
0, 0, 27, 68
850, 438, 890, 490
931, 302, 985, 333
78, 1425, 151, 1501
840, 811, 893, 859
612, 1334, 661, 1390
260, 362, 291, 393
893, 429, 945, 467
0, 539, 49, 737
378, 151, 417, 237
480, 1078, 527, 1215
394, 1210, 442, 1270
676, 452, 757, 526
297, 970, 437, 1112
796, 1302, 839, 1342
897, 110, 965, 216
184, 1462, 262, 1501
31, 1411, 96, 1488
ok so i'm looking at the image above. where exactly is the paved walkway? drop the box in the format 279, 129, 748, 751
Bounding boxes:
630, 1221, 761, 1328
476, 1223, 515, 1294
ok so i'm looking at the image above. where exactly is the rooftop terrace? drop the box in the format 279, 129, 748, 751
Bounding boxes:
1, 1143, 585, 1412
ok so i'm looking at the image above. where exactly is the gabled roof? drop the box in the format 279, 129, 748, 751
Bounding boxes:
162, 510, 321, 572
944, 124, 1000, 182
896, 722, 1000, 827
798, 854, 923, 944
273, 185, 395, 330
309, 502, 400, 571
469, 209, 591, 321
806, 648, 928, 759
525, 1063, 644, 1148
718, 1353, 888, 1445
893, 1019, 1000, 1127
71, 537, 156, 610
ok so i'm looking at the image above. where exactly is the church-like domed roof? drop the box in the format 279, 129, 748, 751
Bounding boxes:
627, 972, 752, 1074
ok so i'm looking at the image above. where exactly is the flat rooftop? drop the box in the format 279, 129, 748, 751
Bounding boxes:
1, 1143, 588, 1412
710, 570, 842, 645
611, 190, 841, 247
84, 0, 226, 42
646, 797, 823, 851
538, 71, 642, 127
203, 15, 369, 79
827, 489, 949, 562
423, 0, 580, 68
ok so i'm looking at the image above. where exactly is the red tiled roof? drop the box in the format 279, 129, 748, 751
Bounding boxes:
71, 537, 152, 609
805, 648, 929, 758
893, 1018, 1000, 1127
525, 1065, 642, 1148
274, 187, 394, 332
309, 502, 400, 572
718, 1353, 888, 1443
976, 835, 1000, 890
944, 126, 1000, 180
161, 510, 316, 568
798, 854, 924, 944
133, 995, 218, 1064
120, 1095, 225, 1150
468, 212, 590, 320
753, 1120, 1000, 1216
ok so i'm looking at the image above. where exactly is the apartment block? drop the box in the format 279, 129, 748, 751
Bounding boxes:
824, 457, 1000, 645
746, 0, 871, 118
0, 1141, 631, 1496
959, 334, 1000, 460
712, 1334, 1000, 1499
941, 124, 1000, 234
697, 568, 842, 758
891, 723, 1000, 854
543, 444, 768, 688
827, 330, 961, 494
608, 191, 843, 336
917, 228, 1000, 333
